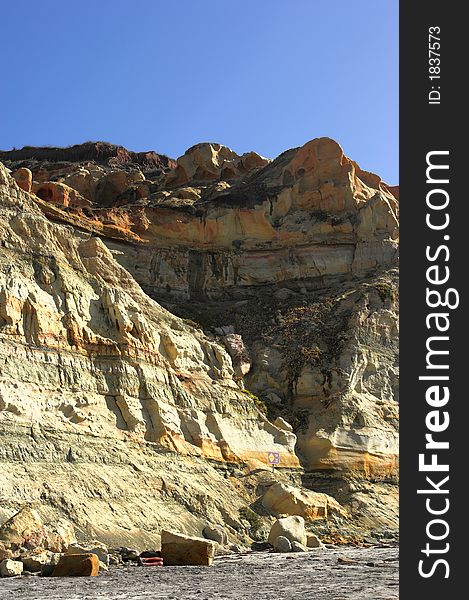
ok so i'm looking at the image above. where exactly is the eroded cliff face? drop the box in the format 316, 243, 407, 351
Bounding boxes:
0, 138, 399, 542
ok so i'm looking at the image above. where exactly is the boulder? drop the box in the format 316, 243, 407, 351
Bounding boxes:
12, 168, 32, 192
161, 530, 215, 566
0, 506, 76, 554
262, 483, 346, 520
52, 553, 99, 577
267, 516, 307, 547
273, 535, 292, 553
0, 505, 44, 550
21, 551, 60, 572
202, 525, 228, 546
0, 559, 24, 577
66, 541, 109, 566
291, 541, 308, 552
306, 532, 324, 548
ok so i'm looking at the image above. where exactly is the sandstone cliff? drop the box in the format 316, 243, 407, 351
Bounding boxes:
0, 138, 399, 545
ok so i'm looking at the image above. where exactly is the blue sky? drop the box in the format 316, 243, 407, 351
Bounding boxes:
1, 0, 398, 183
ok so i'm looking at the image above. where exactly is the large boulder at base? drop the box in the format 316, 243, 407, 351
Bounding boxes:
202, 525, 228, 546
66, 541, 109, 566
262, 483, 346, 520
52, 553, 99, 577
267, 516, 307, 547
0, 559, 24, 577
273, 535, 292, 553
161, 530, 215, 566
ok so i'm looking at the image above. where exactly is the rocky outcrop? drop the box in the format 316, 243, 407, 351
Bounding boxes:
0, 136, 399, 543
166, 143, 270, 186
31, 181, 91, 209
12, 168, 32, 193
0, 142, 175, 172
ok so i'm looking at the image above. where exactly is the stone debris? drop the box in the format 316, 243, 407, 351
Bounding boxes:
20, 551, 61, 573
0, 506, 77, 560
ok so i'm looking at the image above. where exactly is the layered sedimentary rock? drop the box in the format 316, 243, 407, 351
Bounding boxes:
0, 137, 399, 541
0, 162, 299, 546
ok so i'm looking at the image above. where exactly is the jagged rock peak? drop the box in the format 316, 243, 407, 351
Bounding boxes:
166, 142, 271, 186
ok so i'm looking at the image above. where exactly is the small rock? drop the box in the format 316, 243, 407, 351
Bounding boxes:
291, 541, 308, 552
251, 541, 272, 551
273, 536, 292, 553
0, 559, 24, 577
202, 525, 228, 545
44, 518, 77, 552
338, 556, 358, 565
306, 533, 325, 548
12, 168, 32, 193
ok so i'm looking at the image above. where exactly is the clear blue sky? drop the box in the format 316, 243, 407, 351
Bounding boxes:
1, 0, 398, 183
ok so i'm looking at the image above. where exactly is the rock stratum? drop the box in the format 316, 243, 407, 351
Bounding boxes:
0, 138, 399, 548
